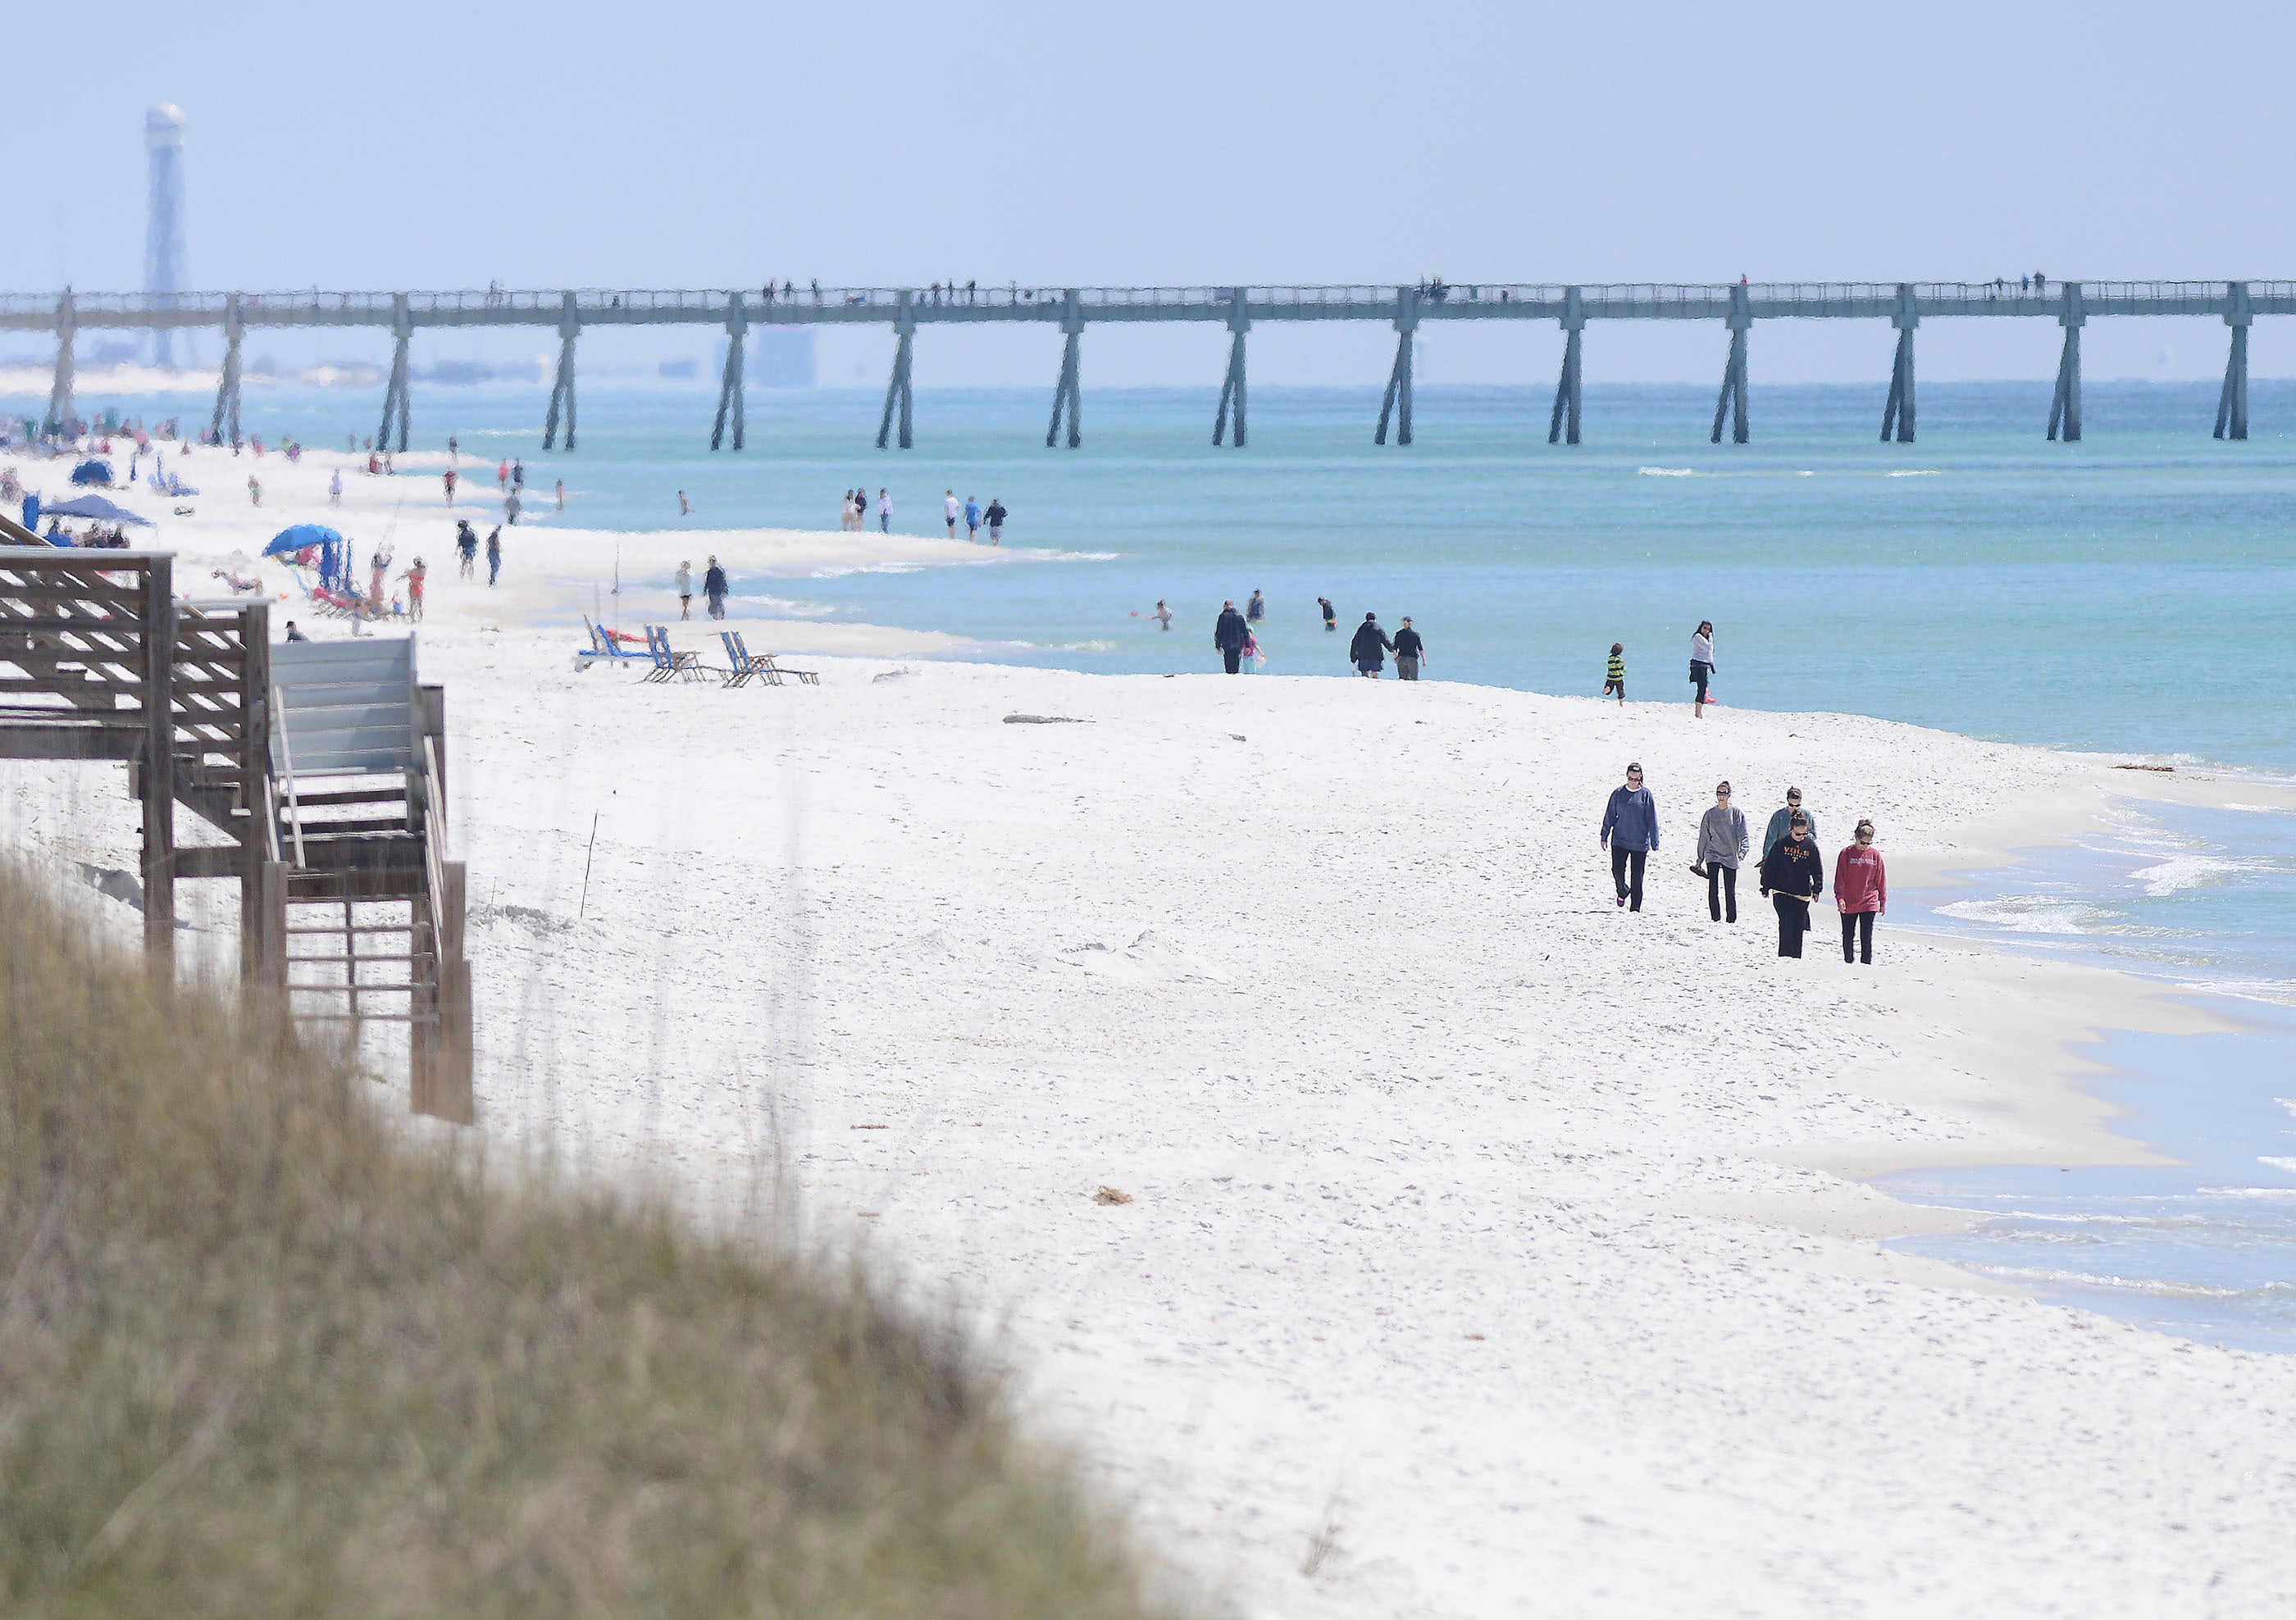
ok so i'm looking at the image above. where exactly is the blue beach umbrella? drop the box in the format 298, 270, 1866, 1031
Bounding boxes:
70, 458, 116, 486
263, 523, 348, 588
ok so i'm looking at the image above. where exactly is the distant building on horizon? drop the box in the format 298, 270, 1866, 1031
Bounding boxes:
144, 102, 189, 368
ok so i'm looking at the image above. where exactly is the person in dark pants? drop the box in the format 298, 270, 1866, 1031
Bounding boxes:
704, 554, 730, 620
1834, 818, 1888, 964
1393, 617, 1425, 680
1349, 612, 1392, 677
1759, 812, 1825, 957
1600, 762, 1659, 911
485, 526, 502, 585
1214, 599, 1249, 673
1693, 780, 1749, 922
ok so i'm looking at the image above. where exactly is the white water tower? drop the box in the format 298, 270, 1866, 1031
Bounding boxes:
144, 103, 188, 367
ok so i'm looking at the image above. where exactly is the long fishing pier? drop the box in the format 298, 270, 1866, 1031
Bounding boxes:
7, 280, 2284, 452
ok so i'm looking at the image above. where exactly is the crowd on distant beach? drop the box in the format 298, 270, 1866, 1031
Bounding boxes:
834, 486, 1008, 544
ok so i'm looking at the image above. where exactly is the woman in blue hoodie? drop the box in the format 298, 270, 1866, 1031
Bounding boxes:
1599, 762, 1660, 911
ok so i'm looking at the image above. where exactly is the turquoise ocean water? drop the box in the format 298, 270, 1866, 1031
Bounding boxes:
11, 375, 2296, 1347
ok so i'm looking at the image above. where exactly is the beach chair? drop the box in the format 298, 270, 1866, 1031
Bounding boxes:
731, 632, 819, 686
576, 614, 648, 671
717, 630, 783, 687
642, 625, 706, 684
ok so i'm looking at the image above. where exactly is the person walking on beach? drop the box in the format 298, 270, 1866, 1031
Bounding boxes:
675, 560, 694, 621
1319, 596, 1337, 632
945, 489, 960, 537
1600, 762, 1660, 912
485, 527, 502, 586
1693, 780, 1750, 923
985, 496, 1007, 544
1762, 787, 1817, 859
1604, 642, 1625, 703
398, 557, 427, 621
330, 468, 343, 506
840, 490, 856, 532
1349, 612, 1392, 677
1246, 589, 1265, 622
1759, 813, 1825, 958
512, 458, 524, 490
1834, 819, 1888, 965
1214, 599, 1250, 673
456, 520, 477, 579
248, 475, 262, 507
964, 495, 981, 542
505, 489, 522, 526
1241, 625, 1263, 673
442, 465, 455, 504
704, 555, 729, 620
1689, 620, 1715, 716
1393, 617, 1426, 680
877, 489, 892, 533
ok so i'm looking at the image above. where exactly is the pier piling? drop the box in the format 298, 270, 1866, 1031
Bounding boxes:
1213, 292, 1248, 447
542, 292, 579, 452
1711, 284, 1752, 445
2215, 281, 2251, 441
1374, 290, 1419, 446
877, 294, 915, 450
1880, 284, 1918, 444
1046, 293, 1082, 449
2048, 283, 2085, 443
1548, 287, 1584, 445
45, 290, 74, 436
378, 294, 412, 454
210, 293, 242, 448
711, 291, 748, 452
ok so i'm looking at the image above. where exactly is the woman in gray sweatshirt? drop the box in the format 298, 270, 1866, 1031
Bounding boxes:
1694, 780, 1751, 923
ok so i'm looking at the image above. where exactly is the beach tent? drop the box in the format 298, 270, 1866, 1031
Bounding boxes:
43, 494, 153, 526
264, 523, 348, 589
70, 459, 115, 486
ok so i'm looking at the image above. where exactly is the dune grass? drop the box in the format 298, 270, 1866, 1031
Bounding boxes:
0, 865, 1178, 1618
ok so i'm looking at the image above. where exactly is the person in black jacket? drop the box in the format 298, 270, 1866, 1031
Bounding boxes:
703, 555, 730, 620
1349, 612, 1392, 677
1392, 617, 1425, 680
1757, 812, 1826, 958
1213, 600, 1249, 673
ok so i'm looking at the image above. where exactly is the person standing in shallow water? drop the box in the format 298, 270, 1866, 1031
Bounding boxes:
1759, 812, 1825, 958
1246, 589, 1265, 622
1834, 819, 1888, 964
1604, 643, 1624, 703
1600, 762, 1659, 912
1319, 597, 1337, 632
1694, 781, 1749, 922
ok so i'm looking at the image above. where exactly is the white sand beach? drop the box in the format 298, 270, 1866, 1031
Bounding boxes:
11, 444, 2296, 1616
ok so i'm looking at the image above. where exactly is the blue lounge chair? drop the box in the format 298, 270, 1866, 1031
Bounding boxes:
642, 625, 706, 684
731, 631, 818, 686
576, 614, 649, 671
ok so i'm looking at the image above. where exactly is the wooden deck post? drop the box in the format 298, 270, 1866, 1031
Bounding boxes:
139, 557, 175, 970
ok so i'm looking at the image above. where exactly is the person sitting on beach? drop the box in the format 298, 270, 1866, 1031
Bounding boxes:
1604, 642, 1625, 703
1834, 820, 1888, 965
1348, 612, 1392, 678
1763, 788, 1817, 858
1759, 812, 1825, 958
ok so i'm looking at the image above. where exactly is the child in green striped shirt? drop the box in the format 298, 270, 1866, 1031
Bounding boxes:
1603, 643, 1625, 703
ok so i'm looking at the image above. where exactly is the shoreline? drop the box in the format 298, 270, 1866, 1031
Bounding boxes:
10, 438, 2296, 1610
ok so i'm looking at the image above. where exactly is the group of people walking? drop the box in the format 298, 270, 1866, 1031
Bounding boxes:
836, 487, 1009, 544
1204, 593, 1428, 679
1601, 771, 1888, 962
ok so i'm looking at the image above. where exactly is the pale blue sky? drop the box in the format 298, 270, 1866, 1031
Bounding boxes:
11, 0, 2296, 385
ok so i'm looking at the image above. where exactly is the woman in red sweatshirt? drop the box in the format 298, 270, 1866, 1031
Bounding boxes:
1834, 819, 1887, 965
